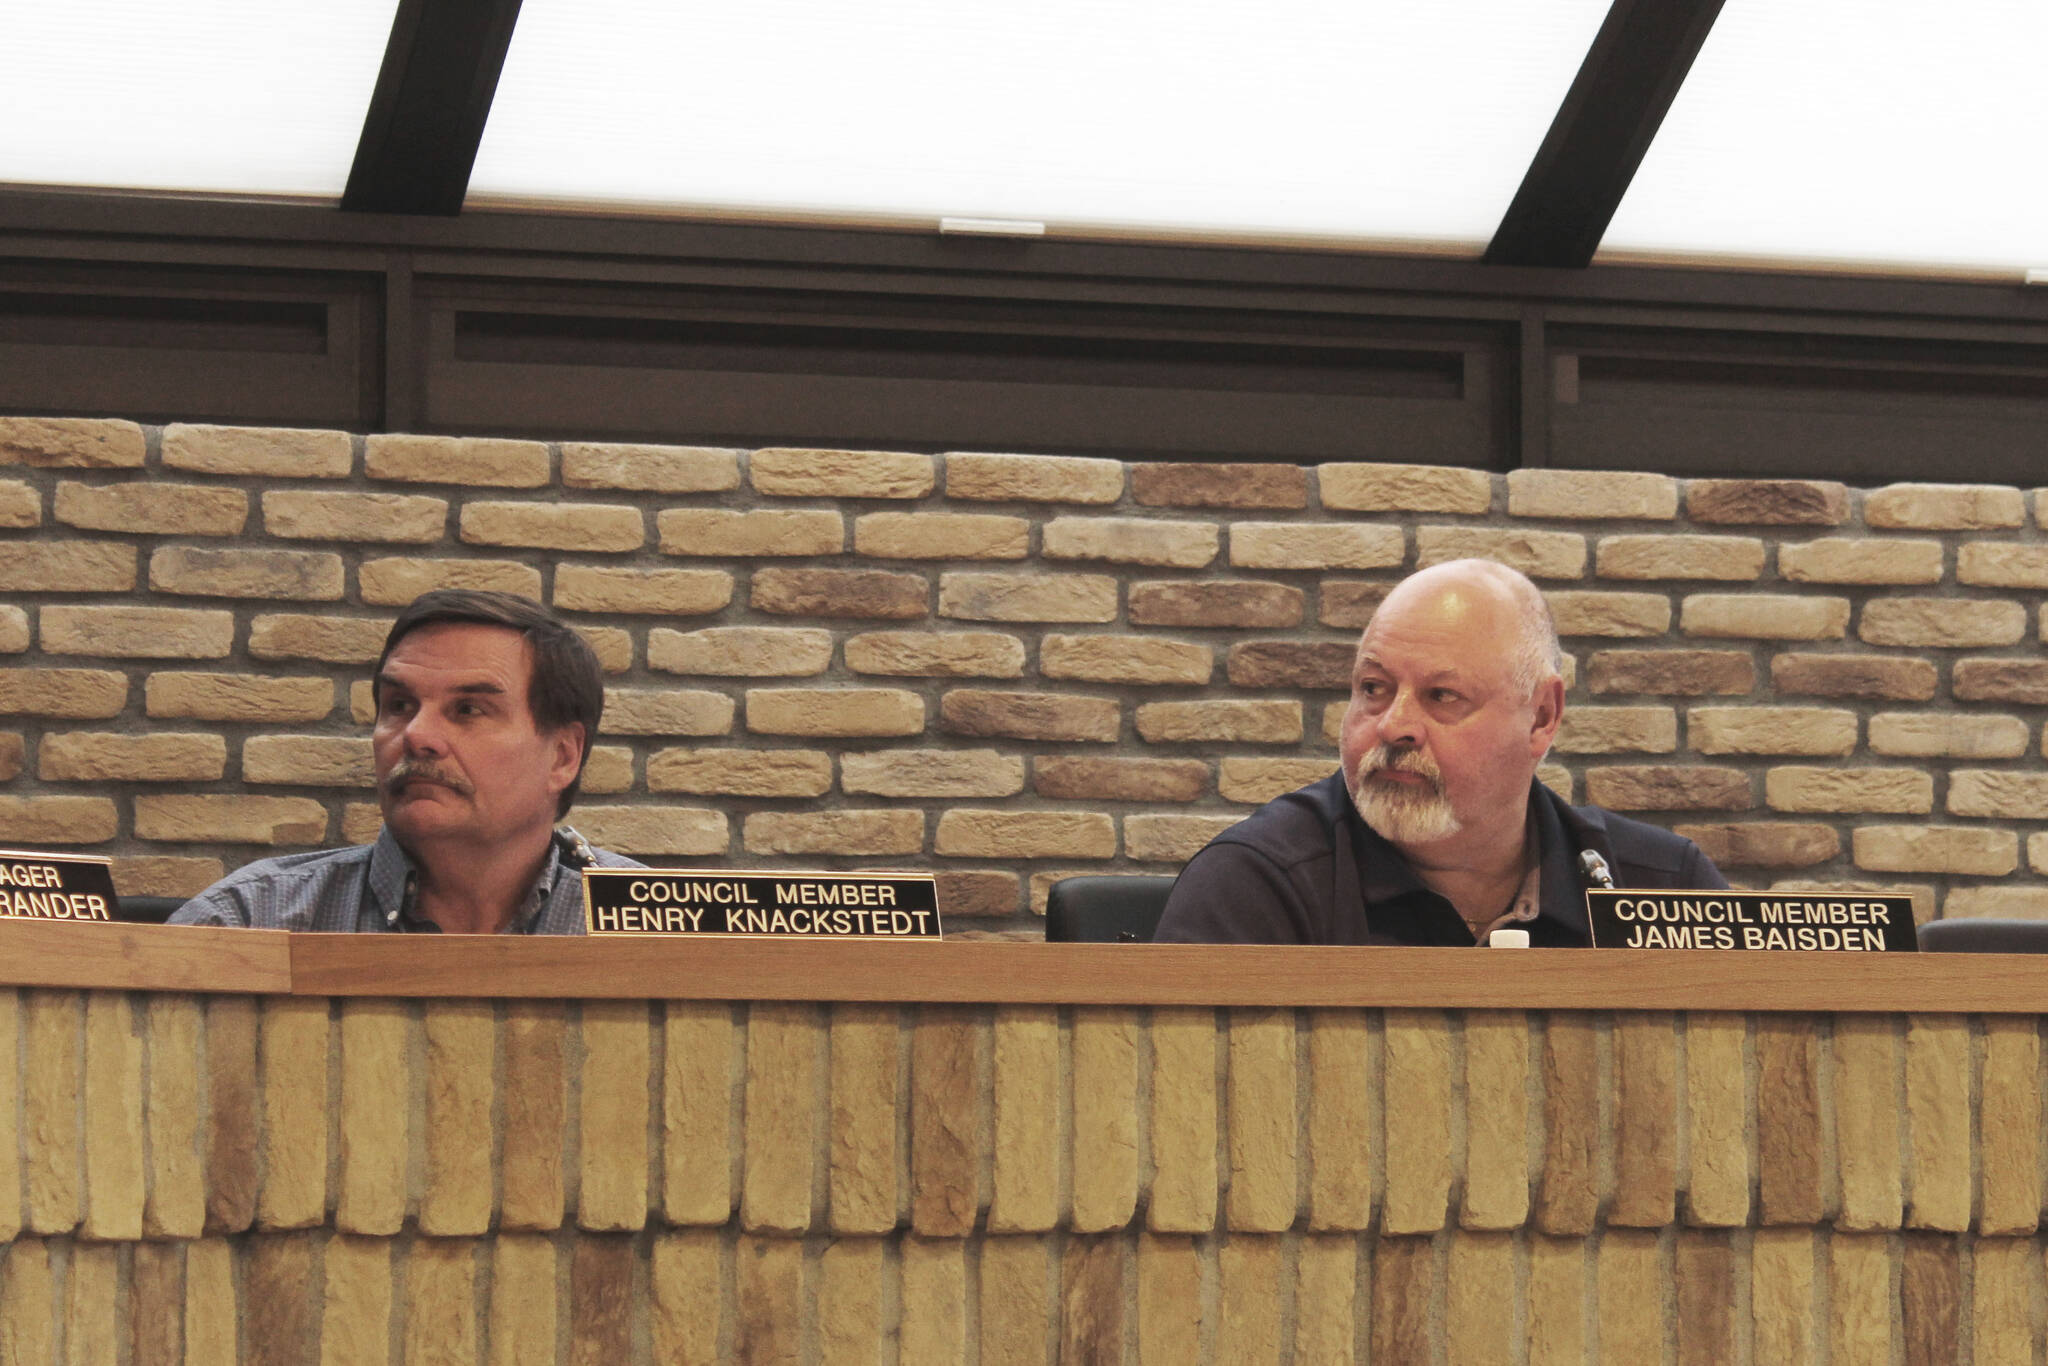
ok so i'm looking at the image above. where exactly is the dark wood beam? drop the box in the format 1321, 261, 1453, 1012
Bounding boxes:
341, 0, 525, 215
1484, 0, 1726, 269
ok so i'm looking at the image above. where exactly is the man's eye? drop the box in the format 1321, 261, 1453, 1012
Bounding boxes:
1356, 679, 1384, 696
1430, 688, 1460, 704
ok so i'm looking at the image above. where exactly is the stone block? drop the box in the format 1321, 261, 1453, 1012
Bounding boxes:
1865, 482, 2026, 529
365, 434, 548, 486
243, 735, 373, 787
1223, 1008, 1297, 1233
135, 795, 327, 845
1854, 825, 2017, 875
1945, 770, 2048, 820
57, 479, 248, 536
902, 1237, 969, 1360
44, 603, 237, 658
602, 687, 735, 735
22, 992, 81, 1235
1861, 596, 2026, 647
934, 870, 1019, 917
660, 1001, 735, 1229
404, 1237, 478, 1365
1585, 765, 1751, 811
1748, 1228, 1817, 1365
843, 629, 1024, 677
248, 613, 391, 663
989, 1005, 1061, 1232
648, 626, 830, 677
1124, 813, 1239, 863
421, 1000, 494, 1236
750, 445, 934, 497
1446, 1232, 1517, 1363
1954, 658, 2048, 704
1766, 766, 1932, 814
1586, 648, 1754, 695
257, 997, 328, 1229
745, 686, 923, 737
1313, 460, 1491, 514
130, 1241, 183, 1366
651, 1232, 724, 1362
1688, 705, 1856, 755
1771, 653, 1937, 701
1905, 1016, 1971, 1231
1756, 1017, 1823, 1225
82, 991, 144, 1240
460, 500, 642, 551
657, 507, 844, 557
571, 805, 727, 856
1595, 1229, 1663, 1361
320, 1234, 393, 1366
1594, 533, 1764, 580
0, 480, 36, 528
162, 424, 348, 477
740, 1001, 819, 1234
1225, 639, 1351, 689
938, 570, 1115, 622
142, 996, 205, 1238
1681, 593, 1849, 640
501, 1003, 566, 1231
1135, 699, 1301, 744
553, 565, 733, 617
262, 489, 445, 543
1945, 886, 2048, 919
358, 557, 542, 606
569, 1234, 637, 1360
1833, 1016, 1903, 1233
1219, 756, 1335, 805
1869, 710, 2029, 758
0, 540, 136, 593
1459, 1010, 1528, 1231
1136, 1236, 1202, 1363
1971, 1237, 2037, 1364
1546, 589, 1671, 636
0, 607, 24, 653
335, 999, 408, 1237
1609, 1013, 1676, 1227
1232, 520, 1406, 569
65, 1243, 120, 1363
942, 689, 1120, 742
561, 441, 740, 491
489, 1235, 559, 1366
1899, 1237, 1964, 1366
1317, 579, 1389, 629
1509, 468, 1677, 519
819, 1239, 886, 1363
1415, 525, 1585, 578
854, 510, 1030, 559
910, 1005, 984, 1235
841, 747, 1024, 797
1979, 1018, 2041, 1235
0, 668, 127, 718
1129, 578, 1303, 628
1133, 460, 1307, 509
1301, 1009, 1371, 1232
745, 808, 924, 855
823, 1003, 895, 1234
203, 996, 260, 1234
1372, 1236, 1434, 1363
1071, 1007, 1139, 1231
1035, 755, 1207, 802
1780, 536, 1945, 584
1043, 515, 1218, 567
1686, 477, 1848, 525
945, 450, 1124, 502
1042, 632, 1212, 684
646, 746, 832, 797
1552, 705, 1677, 754
1215, 1236, 1283, 1360
1149, 1006, 1218, 1232
0, 796, 118, 845
146, 671, 333, 722
0, 416, 146, 468
0, 732, 17, 782
935, 809, 1114, 859
1674, 821, 1839, 868
1957, 540, 2048, 588
38, 731, 226, 782
1383, 1008, 1452, 1233
755, 566, 929, 619
578, 999, 650, 1231
1538, 1013, 1599, 1235
1525, 1234, 1586, 1364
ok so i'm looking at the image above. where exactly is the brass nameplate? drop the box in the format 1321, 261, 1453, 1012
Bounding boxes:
583, 869, 942, 939
0, 848, 118, 923
1586, 890, 1918, 951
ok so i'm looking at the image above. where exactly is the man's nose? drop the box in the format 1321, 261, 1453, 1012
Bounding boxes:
1379, 688, 1422, 746
401, 709, 450, 754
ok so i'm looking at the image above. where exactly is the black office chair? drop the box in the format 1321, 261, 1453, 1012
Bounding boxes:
113, 895, 186, 925
1044, 875, 1177, 942
1917, 918, 2048, 953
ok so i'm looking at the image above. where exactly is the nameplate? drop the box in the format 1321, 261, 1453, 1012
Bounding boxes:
0, 849, 118, 923
583, 870, 942, 939
1586, 890, 1918, 951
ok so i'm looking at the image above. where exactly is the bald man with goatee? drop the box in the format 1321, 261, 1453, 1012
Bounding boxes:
1154, 558, 1726, 945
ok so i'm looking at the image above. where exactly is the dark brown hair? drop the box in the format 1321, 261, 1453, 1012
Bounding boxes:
374, 590, 603, 817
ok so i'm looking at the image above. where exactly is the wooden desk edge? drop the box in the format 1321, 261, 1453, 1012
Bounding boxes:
2, 924, 2040, 1012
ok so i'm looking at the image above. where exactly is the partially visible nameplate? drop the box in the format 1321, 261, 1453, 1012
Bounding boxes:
583, 869, 942, 939
1587, 890, 1918, 951
0, 849, 118, 923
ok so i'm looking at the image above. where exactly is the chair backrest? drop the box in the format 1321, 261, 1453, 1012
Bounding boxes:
113, 895, 186, 925
1916, 918, 2048, 954
1044, 875, 1178, 943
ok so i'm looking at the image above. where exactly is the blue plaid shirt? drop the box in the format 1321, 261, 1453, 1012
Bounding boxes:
168, 825, 641, 934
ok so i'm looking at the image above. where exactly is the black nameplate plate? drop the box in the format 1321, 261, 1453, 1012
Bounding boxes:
1587, 890, 1918, 951
0, 848, 118, 923
583, 869, 942, 939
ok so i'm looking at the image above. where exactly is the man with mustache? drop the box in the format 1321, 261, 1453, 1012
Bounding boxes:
1153, 558, 1725, 945
172, 590, 638, 933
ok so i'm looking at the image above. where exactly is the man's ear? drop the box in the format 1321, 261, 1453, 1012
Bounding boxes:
1529, 677, 1566, 757
547, 722, 586, 793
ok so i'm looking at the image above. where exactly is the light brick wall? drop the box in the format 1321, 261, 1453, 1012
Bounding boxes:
5, 417, 2048, 930
0, 987, 2031, 1360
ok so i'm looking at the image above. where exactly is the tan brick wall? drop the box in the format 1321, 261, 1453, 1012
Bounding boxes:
4, 416, 2047, 925
0, 988, 2034, 1361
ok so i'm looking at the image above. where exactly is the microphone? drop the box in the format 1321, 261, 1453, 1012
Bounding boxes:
1578, 849, 1616, 890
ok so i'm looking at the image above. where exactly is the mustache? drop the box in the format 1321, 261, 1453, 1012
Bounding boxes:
383, 758, 473, 797
1357, 744, 1444, 792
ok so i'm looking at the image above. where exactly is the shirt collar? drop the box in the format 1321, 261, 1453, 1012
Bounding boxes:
365, 826, 567, 934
